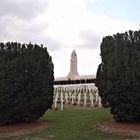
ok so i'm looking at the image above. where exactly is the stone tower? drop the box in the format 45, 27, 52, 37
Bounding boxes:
67, 50, 79, 80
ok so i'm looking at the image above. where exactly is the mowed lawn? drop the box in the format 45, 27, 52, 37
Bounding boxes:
0, 108, 134, 140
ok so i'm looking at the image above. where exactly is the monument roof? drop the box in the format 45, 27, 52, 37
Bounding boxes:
71, 50, 77, 56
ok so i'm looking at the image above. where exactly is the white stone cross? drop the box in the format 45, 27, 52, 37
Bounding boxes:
65, 92, 69, 104
54, 97, 58, 109
83, 92, 87, 106
71, 94, 74, 105
60, 92, 64, 110
77, 93, 81, 105
90, 94, 94, 107
95, 91, 99, 102
98, 96, 102, 107
69, 92, 72, 100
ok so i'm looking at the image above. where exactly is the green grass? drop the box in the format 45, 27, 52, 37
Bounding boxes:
0, 108, 136, 140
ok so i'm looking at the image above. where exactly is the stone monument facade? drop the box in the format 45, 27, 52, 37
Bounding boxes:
55, 50, 95, 82
67, 50, 79, 80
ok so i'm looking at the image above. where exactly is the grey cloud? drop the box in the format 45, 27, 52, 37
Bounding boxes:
0, 16, 14, 41
0, 0, 103, 52
19, 35, 63, 52
0, 0, 63, 52
79, 30, 102, 49
0, 15, 63, 51
0, 16, 40, 41
44, 36, 64, 51
0, 0, 48, 20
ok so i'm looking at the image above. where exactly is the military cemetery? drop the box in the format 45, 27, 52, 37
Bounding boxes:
53, 50, 101, 110
0, 1, 140, 139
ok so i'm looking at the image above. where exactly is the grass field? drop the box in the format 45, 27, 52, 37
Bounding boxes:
0, 107, 135, 140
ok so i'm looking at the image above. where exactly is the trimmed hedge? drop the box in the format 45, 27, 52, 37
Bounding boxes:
0, 42, 54, 124
96, 30, 140, 122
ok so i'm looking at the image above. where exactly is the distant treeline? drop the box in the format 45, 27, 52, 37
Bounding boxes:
54, 78, 95, 85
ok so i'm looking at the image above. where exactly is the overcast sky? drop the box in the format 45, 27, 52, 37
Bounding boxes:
0, 0, 139, 77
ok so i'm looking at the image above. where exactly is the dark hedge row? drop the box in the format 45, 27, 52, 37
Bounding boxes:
96, 30, 140, 122
0, 42, 54, 124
